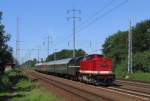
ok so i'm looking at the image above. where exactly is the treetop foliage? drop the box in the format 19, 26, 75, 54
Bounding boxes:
46, 49, 87, 61
22, 58, 38, 68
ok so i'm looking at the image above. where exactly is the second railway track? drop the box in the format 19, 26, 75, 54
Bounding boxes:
115, 79, 150, 88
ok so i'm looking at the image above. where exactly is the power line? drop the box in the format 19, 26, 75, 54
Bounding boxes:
16, 17, 20, 65
34, 0, 128, 58
55, 0, 128, 51
64, 0, 115, 50
54, 49, 57, 60
47, 35, 50, 56
79, 0, 115, 27
72, 0, 128, 54
32, 48, 40, 62
59, 0, 115, 47
77, 0, 128, 34
47, 35, 53, 56
67, 9, 81, 57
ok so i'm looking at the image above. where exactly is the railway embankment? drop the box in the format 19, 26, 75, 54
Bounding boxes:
0, 69, 60, 101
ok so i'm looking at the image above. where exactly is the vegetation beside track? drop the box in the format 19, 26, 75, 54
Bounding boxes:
128, 72, 150, 82
0, 69, 60, 101
115, 68, 150, 82
103, 19, 150, 82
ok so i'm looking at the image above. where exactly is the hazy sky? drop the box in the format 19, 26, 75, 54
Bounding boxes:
0, 0, 150, 62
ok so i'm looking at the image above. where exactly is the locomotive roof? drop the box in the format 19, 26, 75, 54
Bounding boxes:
35, 63, 42, 66
47, 58, 73, 65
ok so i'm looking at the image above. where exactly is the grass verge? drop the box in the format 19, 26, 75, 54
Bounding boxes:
128, 72, 150, 82
12, 79, 59, 101
0, 69, 61, 101
114, 69, 150, 82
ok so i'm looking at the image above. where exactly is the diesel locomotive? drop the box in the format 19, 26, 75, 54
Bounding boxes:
35, 54, 115, 85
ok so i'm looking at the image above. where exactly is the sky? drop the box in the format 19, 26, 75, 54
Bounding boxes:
0, 0, 150, 63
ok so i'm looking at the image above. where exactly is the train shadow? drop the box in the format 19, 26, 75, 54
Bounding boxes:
109, 83, 122, 87
96, 82, 122, 87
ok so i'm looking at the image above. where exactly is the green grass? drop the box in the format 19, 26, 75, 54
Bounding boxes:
114, 66, 150, 82
16, 79, 33, 89
114, 68, 150, 82
6, 69, 21, 77
12, 79, 61, 101
0, 70, 20, 101
12, 88, 59, 101
0, 69, 61, 101
0, 91, 10, 96
128, 72, 150, 82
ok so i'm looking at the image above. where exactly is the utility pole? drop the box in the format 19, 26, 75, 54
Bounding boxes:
67, 9, 81, 57
47, 35, 52, 56
32, 48, 40, 62
28, 49, 32, 60
47, 35, 50, 56
90, 41, 92, 53
37, 48, 40, 62
54, 49, 57, 60
128, 20, 133, 73
27, 49, 31, 68
16, 17, 20, 66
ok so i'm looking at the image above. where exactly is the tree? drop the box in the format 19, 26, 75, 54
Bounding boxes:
132, 20, 150, 52
22, 58, 38, 68
102, 19, 150, 72
0, 12, 13, 74
102, 31, 128, 66
133, 51, 150, 72
46, 49, 86, 61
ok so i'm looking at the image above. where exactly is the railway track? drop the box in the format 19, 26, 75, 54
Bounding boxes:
107, 86, 150, 99
25, 70, 111, 101
113, 80, 150, 95
24, 70, 150, 101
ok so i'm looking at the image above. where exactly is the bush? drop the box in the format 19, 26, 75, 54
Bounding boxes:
0, 69, 26, 90
114, 51, 150, 78
16, 79, 33, 90
114, 62, 128, 78
0, 74, 12, 90
129, 72, 150, 82
0, 69, 61, 101
133, 51, 150, 72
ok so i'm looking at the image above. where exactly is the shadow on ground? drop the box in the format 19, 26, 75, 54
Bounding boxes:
0, 93, 24, 101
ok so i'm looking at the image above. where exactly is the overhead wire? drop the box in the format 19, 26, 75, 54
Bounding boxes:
79, 0, 115, 27
55, 0, 117, 49
76, 0, 128, 53
77, 0, 128, 34
38, 0, 128, 59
